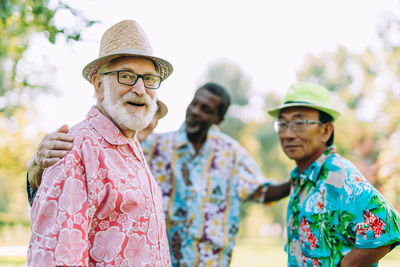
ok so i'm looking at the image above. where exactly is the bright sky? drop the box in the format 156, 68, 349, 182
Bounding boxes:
25, 0, 399, 133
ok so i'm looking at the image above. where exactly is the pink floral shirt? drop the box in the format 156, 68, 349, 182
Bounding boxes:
28, 106, 171, 267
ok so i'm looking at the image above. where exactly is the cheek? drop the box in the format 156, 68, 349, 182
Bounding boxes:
146, 88, 156, 99
301, 134, 321, 151
112, 87, 130, 102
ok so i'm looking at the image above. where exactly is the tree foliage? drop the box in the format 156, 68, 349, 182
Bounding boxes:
297, 18, 400, 211
0, 107, 41, 214
0, 0, 95, 236
0, 0, 96, 116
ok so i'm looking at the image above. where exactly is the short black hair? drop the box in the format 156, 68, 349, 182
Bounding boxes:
319, 111, 334, 146
198, 82, 231, 119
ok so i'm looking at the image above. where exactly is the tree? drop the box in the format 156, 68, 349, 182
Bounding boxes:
0, 0, 96, 243
0, 0, 96, 116
296, 24, 400, 210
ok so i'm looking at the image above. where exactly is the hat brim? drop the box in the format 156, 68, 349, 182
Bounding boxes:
82, 48, 173, 83
268, 103, 341, 121
156, 100, 168, 119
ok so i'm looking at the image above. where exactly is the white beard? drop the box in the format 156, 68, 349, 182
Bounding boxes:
102, 83, 157, 132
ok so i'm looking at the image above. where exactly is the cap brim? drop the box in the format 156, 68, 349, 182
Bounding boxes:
82, 49, 173, 83
268, 103, 341, 121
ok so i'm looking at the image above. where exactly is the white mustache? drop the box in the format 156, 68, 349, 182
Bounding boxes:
120, 92, 151, 105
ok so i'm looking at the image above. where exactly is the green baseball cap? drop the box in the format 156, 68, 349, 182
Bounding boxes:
268, 82, 341, 121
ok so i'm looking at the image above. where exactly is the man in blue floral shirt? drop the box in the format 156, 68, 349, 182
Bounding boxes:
268, 82, 400, 266
27, 82, 291, 266
139, 83, 291, 266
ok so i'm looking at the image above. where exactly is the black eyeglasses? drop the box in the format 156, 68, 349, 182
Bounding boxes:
101, 70, 162, 89
274, 119, 322, 132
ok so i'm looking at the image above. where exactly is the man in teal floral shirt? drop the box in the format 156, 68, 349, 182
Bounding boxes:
268, 82, 400, 266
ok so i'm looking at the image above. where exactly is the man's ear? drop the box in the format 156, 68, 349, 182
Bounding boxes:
91, 74, 105, 101
322, 122, 334, 143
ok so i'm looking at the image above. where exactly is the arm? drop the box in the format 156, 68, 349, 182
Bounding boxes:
264, 179, 291, 202
335, 164, 400, 266
27, 124, 73, 190
339, 245, 392, 267
234, 145, 290, 203
29, 145, 90, 266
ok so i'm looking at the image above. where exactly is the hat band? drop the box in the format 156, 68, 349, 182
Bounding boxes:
102, 48, 153, 57
284, 100, 313, 104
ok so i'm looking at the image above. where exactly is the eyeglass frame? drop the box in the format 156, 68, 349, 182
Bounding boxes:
101, 70, 162, 89
273, 119, 322, 133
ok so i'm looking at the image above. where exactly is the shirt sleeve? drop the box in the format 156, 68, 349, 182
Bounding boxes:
29, 147, 92, 266
235, 145, 272, 202
340, 170, 400, 249
26, 173, 37, 207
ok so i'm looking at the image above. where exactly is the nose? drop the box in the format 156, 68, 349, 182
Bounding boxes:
188, 103, 201, 116
278, 126, 297, 139
131, 77, 147, 96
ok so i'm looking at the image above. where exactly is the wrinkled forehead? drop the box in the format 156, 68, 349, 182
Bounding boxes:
279, 106, 320, 119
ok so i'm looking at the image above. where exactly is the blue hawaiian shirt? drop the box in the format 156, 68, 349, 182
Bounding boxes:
141, 125, 272, 267
286, 146, 400, 267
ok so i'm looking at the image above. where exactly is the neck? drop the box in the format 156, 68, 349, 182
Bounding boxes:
120, 128, 137, 141
187, 131, 207, 154
296, 145, 327, 173
96, 104, 137, 141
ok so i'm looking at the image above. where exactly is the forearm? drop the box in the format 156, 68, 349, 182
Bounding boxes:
339, 245, 391, 267
26, 155, 43, 190
264, 179, 291, 202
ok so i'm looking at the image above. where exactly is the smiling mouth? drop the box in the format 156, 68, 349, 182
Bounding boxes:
127, 101, 145, 107
186, 117, 198, 126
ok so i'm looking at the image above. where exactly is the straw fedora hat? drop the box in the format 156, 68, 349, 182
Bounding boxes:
268, 82, 341, 121
82, 20, 173, 83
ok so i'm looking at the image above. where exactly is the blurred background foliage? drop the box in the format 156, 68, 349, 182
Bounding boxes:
199, 8, 400, 236
0, 0, 97, 116
1, 0, 400, 260
0, 0, 96, 245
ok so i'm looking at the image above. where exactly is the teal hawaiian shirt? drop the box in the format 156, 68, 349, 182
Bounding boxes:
286, 146, 400, 266
141, 125, 272, 267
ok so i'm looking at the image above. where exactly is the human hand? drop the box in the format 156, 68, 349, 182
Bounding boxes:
34, 124, 73, 169
27, 124, 73, 189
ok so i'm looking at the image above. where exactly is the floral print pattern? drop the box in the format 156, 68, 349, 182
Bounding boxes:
286, 146, 400, 267
356, 210, 386, 239
141, 125, 271, 266
28, 106, 171, 266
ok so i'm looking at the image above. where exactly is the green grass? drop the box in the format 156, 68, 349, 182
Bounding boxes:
1, 238, 399, 266
230, 237, 400, 267
0, 256, 26, 267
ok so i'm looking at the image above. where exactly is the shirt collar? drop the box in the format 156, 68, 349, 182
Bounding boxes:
290, 145, 336, 183
87, 106, 131, 146
174, 124, 221, 149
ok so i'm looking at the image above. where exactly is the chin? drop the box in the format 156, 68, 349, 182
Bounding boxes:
283, 150, 301, 161
185, 125, 201, 135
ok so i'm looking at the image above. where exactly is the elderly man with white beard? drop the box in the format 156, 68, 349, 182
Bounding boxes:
27, 20, 173, 266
